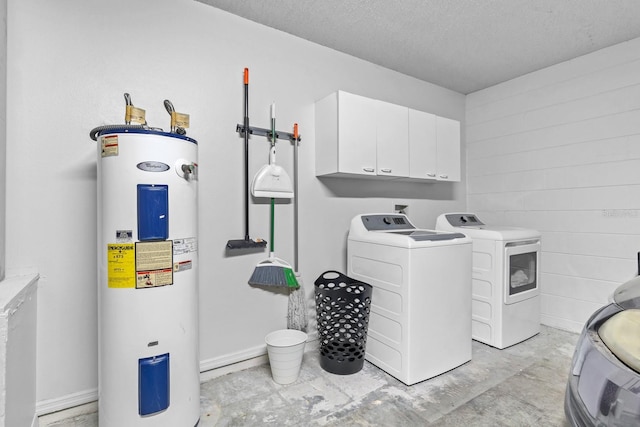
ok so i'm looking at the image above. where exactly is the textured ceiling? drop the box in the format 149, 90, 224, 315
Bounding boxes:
196, 0, 640, 94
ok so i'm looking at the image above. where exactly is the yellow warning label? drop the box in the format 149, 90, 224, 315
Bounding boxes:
101, 135, 119, 157
107, 244, 135, 288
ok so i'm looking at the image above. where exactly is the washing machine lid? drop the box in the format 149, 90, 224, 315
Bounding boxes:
349, 214, 470, 247
387, 229, 467, 241
437, 213, 540, 241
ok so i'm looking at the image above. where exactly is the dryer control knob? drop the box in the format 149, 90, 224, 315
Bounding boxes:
383, 217, 392, 225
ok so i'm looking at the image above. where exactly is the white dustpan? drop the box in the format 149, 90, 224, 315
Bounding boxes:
251, 145, 294, 199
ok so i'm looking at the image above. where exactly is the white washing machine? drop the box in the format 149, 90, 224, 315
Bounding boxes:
436, 213, 541, 349
347, 213, 472, 385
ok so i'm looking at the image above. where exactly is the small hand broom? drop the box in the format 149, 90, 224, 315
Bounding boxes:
248, 198, 299, 288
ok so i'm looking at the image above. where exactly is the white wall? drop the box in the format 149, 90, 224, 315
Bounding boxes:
466, 37, 640, 333
0, 0, 6, 281
6, 0, 466, 410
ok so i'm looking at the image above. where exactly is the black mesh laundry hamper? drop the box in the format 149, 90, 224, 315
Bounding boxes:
314, 271, 373, 375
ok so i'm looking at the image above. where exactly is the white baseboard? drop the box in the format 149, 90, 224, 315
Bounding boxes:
199, 353, 270, 383
36, 388, 98, 417
541, 315, 583, 334
37, 401, 98, 426
199, 343, 268, 374
199, 332, 318, 381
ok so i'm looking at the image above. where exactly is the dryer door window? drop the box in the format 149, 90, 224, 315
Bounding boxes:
509, 252, 537, 294
504, 242, 540, 304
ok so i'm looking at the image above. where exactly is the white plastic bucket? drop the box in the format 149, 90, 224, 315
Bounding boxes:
265, 329, 308, 384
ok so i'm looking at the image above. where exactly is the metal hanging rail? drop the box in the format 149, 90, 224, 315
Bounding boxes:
236, 123, 301, 143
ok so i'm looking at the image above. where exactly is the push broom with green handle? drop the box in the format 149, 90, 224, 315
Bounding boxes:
248, 103, 299, 289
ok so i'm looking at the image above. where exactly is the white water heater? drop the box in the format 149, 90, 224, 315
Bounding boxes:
96, 128, 199, 426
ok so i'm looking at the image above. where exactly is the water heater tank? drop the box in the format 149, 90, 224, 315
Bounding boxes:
96, 128, 199, 426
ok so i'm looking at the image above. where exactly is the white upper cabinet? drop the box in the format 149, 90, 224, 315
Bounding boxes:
315, 91, 377, 177
435, 116, 461, 182
376, 100, 409, 177
316, 90, 459, 181
408, 109, 437, 179
408, 108, 461, 182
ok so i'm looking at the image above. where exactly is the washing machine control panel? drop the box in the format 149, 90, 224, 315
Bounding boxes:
360, 214, 415, 231
357, 214, 467, 241
445, 214, 485, 227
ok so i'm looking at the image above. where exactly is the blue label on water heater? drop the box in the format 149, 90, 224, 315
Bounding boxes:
137, 184, 169, 241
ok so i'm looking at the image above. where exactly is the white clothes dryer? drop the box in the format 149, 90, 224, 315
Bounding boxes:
436, 213, 541, 349
348, 213, 472, 385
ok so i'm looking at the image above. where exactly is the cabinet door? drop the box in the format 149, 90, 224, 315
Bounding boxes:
408, 109, 437, 179
376, 101, 409, 177
338, 91, 377, 175
436, 116, 461, 182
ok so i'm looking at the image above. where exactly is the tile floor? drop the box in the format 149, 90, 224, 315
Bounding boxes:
40, 326, 578, 426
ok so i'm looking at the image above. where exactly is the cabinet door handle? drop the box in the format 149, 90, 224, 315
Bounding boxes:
439, 174, 448, 179
363, 167, 375, 173
380, 168, 392, 173
426, 173, 436, 178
